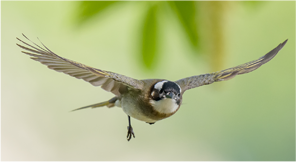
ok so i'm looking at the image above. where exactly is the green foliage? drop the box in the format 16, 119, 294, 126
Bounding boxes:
78, 0, 121, 23
140, 3, 159, 69
73, 1, 265, 71
169, 1, 200, 51
243, 0, 264, 5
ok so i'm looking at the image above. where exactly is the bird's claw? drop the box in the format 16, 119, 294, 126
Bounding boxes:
127, 126, 135, 141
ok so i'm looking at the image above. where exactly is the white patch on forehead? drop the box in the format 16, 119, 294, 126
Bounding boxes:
154, 80, 168, 90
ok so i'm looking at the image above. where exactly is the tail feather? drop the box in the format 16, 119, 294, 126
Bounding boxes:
71, 97, 117, 112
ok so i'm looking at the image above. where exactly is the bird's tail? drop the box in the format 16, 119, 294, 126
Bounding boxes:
71, 97, 118, 112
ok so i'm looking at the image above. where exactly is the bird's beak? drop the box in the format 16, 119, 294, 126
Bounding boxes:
165, 92, 174, 99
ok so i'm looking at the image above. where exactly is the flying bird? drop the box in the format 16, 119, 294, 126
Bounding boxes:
17, 34, 287, 141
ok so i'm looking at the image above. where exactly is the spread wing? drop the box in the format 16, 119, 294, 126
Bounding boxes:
16, 34, 144, 96
176, 39, 288, 92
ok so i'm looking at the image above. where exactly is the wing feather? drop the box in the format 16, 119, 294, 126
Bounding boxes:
17, 34, 144, 96
176, 39, 288, 92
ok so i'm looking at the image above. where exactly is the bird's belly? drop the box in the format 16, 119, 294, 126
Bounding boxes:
119, 99, 158, 123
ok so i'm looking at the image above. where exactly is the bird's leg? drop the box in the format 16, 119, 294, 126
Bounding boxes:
127, 115, 135, 141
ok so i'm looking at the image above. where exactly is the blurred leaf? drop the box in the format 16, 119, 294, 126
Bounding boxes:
140, 4, 158, 70
75, 1, 120, 25
243, 0, 264, 5
242, 1, 264, 9
169, 1, 200, 51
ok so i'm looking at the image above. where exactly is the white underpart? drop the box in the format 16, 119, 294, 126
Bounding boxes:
121, 98, 157, 123
149, 98, 179, 114
154, 80, 168, 91
115, 100, 121, 107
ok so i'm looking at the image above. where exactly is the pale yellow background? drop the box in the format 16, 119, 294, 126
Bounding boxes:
1, 1, 295, 161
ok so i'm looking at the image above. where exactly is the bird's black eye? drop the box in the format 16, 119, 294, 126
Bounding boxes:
178, 93, 180, 97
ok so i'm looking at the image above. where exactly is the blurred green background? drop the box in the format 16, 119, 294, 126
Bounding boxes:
1, 1, 295, 161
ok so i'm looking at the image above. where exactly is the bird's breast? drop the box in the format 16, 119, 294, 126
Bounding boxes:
149, 98, 179, 114
120, 94, 180, 123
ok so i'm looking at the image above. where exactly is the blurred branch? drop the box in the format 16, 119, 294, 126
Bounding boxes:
196, 2, 228, 72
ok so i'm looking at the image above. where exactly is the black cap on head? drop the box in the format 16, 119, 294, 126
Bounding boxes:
160, 81, 181, 94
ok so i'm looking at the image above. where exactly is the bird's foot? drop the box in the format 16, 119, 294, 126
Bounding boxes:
127, 125, 135, 141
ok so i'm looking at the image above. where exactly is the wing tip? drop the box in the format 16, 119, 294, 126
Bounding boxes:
281, 39, 288, 48
262, 39, 288, 61
270, 39, 288, 54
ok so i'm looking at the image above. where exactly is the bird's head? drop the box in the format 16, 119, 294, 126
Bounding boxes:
149, 81, 182, 114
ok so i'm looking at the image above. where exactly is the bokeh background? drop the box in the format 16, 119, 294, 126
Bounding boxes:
1, 1, 295, 161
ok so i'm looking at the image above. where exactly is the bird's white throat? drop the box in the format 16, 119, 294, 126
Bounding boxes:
150, 98, 179, 114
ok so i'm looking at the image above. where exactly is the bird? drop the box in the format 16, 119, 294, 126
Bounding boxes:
16, 34, 287, 141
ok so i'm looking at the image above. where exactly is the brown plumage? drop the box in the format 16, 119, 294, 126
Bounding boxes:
17, 34, 144, 96
17, 33, 287, 141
